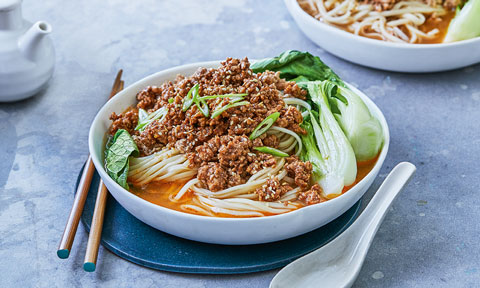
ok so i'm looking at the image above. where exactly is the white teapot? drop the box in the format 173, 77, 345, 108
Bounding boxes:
0, 0, 54, 102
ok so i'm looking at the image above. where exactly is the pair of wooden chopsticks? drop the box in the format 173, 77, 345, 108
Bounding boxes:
57, 70, 124, 272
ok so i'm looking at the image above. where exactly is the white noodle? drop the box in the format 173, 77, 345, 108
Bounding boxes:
299, 0, 446, 43
270, 126, 303, 156
283, 98, 312, 110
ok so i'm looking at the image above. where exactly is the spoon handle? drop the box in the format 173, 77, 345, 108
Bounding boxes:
270, 162, 416, 288
353, 162, 416, 240
340, 161, 416, 283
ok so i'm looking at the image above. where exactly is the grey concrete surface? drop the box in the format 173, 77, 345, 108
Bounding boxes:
1, 0, 479, 287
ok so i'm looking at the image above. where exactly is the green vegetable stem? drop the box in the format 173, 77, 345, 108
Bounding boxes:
444, 0, 480, 42
252, 50, 383, 162
254, 146, 289, 157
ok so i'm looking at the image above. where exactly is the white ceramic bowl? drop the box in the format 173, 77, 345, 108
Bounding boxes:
285, 0, 480, 73
89, 61, 390, 245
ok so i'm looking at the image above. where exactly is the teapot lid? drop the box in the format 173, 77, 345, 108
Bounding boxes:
0, 0, 21, 11
0, 0, 22, 30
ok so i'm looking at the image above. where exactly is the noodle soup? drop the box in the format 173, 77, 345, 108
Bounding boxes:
103, 52, 384, 218
130, 157, 378, 217
297, 0, 457, 44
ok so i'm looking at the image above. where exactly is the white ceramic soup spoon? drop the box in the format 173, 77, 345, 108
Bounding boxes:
270, 162, 416, 288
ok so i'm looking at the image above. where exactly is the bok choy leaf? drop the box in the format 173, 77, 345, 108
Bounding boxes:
251, 50, 345, 86
105, 129, 139, 190
300, 82, 357, 198
328, 84, 383, 162
253, 50, 383, 161
444, 0, 480, 42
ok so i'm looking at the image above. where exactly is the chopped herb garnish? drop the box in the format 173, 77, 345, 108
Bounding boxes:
182, 84, 199, 112
254, 146, 288, 157
211, 101, 249, 119
181, 90, 248, 118
168, 98, 174, 104
249, 112, 280, 140
200, 93, 247, 100
135, 107, 167, 131
138, 108, 149, 123
196, 98, 210, 117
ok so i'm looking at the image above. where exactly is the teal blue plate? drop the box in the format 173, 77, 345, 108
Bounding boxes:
79, 165, 361, 274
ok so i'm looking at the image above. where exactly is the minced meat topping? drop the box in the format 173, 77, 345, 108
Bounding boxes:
256, 177, 293, 201
110, 57, 319, 200
298, 184, 326, 205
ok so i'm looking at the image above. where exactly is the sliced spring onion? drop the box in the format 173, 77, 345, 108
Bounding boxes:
182, 92, 249, 117
196, 98, 209, 117
135, 107, 167, 131
249, 112, 280, 140
138, 108, 148, 122
182, 84, 199, 112
200, 94, 246, 106
201, 93, 248, 102
202, 93, 248, 99
254, 146, 289, 157
207, 95, 245, 104
168, 98, 174, 104
211, 101, 250, 119
228, 96, 244, 103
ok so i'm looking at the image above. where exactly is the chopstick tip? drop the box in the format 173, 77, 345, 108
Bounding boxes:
84, 262, 96, 272
57, 249, 70, 259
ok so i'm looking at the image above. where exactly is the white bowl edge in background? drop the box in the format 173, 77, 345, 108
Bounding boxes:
88, 61, 390, 245
284, 0, 480, 73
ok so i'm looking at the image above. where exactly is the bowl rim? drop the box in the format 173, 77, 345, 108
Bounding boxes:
88, 60, 390, 223
286, 0, 480, 49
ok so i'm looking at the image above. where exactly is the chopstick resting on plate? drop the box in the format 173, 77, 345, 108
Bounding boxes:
57, 70, 124, 260
83, 76, 124, 272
